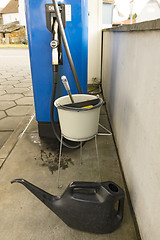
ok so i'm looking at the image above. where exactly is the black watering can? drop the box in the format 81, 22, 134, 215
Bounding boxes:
11, 179, 125, 234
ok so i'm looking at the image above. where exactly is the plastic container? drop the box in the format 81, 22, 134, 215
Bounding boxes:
54, 94, 103, 141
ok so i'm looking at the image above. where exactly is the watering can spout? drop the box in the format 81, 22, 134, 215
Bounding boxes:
11, 178, 25, 184
11, 179, 59, 212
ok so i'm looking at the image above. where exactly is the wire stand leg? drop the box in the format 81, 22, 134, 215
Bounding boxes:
80, 141, 83, 165
95, 134, 102, 182
57, 134, 63, 188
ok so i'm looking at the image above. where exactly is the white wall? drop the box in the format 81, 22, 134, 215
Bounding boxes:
88, 0, 102, 84
102, 29, 160, 240
3, 13, 19, 24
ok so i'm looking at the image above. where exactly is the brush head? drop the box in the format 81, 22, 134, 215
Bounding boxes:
61, 75, 70, 92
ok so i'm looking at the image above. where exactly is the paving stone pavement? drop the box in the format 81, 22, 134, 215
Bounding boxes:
0, 65, 34, 149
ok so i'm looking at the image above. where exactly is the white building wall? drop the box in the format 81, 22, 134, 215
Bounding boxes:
3, 13, 19, 24
102, 27, 160, 240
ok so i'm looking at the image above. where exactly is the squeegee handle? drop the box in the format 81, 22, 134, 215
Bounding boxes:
68, 91, 74, 103
52, 0, 82, 94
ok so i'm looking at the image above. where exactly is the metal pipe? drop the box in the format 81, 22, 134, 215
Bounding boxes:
52, 0, 82, 93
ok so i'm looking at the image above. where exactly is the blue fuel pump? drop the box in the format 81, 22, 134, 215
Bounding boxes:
24, 0, 88, 140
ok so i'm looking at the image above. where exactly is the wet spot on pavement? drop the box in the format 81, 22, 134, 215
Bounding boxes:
39, 149, 74, 174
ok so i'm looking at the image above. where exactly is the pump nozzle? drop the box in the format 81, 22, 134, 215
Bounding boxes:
51, 20, 59, 65
61, 75, 74, 103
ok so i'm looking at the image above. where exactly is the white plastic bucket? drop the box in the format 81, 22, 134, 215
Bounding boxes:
54, 94, 103, 141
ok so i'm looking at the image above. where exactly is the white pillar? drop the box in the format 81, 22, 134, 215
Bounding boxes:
88, 0, 102, 84
18, 0, 26, 26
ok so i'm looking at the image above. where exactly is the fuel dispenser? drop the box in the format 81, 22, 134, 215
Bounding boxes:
24, 0, 88, 142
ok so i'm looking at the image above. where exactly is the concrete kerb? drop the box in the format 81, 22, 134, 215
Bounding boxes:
0, 44, 28, 49
0, 106, 35, 168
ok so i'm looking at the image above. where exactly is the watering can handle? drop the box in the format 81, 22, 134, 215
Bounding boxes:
70, 181, 101, 190
117, 197, 125, 218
